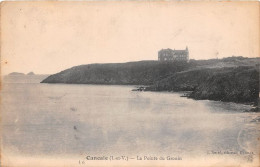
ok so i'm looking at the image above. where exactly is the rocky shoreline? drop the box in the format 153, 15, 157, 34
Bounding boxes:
41, 57, 259, 110
145, 66, 258, 103
134, 66, 259, 110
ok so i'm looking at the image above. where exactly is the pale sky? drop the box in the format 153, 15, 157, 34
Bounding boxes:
1, 1, 259, 75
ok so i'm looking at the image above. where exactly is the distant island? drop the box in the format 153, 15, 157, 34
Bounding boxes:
41, 56, 259, 106
27, 72, 35, 75
8, 72, 37, 76
8, 72, 25, 76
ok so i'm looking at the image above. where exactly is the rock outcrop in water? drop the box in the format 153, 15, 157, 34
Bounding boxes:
41, 57, 259, 105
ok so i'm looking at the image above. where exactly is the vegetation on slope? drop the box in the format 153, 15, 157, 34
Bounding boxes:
41, 61, 189, 85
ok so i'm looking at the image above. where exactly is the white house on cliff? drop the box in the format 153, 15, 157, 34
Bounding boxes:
158, 47, 189, 62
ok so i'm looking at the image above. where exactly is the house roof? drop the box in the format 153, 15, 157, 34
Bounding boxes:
159, 48, 188, 55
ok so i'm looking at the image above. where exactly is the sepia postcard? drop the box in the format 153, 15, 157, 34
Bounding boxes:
0, 1, 259, 167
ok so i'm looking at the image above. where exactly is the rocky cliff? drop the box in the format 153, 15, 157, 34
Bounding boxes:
41, 61, 189, 85
146, 66, 259, 104
41, 57, 259, 104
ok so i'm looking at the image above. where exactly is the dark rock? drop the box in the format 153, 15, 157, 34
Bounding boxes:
147, 66, 259, 104
189, 66, 259, 104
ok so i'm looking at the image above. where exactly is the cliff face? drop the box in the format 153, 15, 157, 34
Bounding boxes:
147, 66, 259, 104
146, 68, 214, 91
41, 61, 189, 85
189, 66, 259, 103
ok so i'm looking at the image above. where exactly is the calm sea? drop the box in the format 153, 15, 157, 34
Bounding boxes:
1, 75, 259, 165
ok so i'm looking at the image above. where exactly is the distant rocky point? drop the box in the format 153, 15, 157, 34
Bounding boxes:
41, 56, 259, 105
27, 72, 35, 75
8, 72, 25, 76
